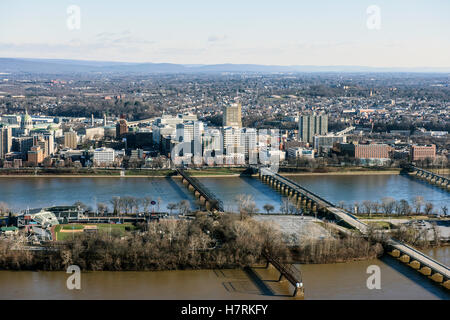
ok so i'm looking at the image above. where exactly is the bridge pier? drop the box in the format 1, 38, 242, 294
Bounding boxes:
399, 254, 410, 263
388, 249, 401, 258
409, 260, 421, 270
419, 266, 432, 276
443, 280, 450, 290
293, 284, 305, 299
409, 166, 450, 192
176, 168, 223, 212
430, 273, 444, 283
263, 252, 304, 299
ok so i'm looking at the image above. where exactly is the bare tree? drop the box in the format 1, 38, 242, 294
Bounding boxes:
142, 197, 152, 214
399, 199, 411, 216
167, 203, 177, 215
370, 202, 380, 215
178, 200, 190, 215
110, 197, 120, 215
362, 200, 372, 216
441, 205, 448, 216
280, 198, 290, 214
381, 197, 396, 215
245, 202, 259, 216
263, 204, 275, 214
424, 202, 434, 215
132, 198, 141, 218
431, 222, 441, 246
235, 194, 258, 219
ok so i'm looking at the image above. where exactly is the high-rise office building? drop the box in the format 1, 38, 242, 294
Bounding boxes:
298, 114, 328, 144
13, 136, 33, 154
241, 128, 257, 158
0, 125, 12, 159
176, 122, 194, 143
223, 103, 242, 128
223, 126, 244, 154
203, 128, 222, 153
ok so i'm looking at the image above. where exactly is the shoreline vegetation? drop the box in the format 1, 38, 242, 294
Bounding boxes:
0, 212, 384, 271
0, 166, 405, 178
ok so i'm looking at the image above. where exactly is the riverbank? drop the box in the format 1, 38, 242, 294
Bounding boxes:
0, 167, 403, 178
282, 170, 400, 176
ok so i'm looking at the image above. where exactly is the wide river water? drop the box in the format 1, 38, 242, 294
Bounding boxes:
0, 173, 448, 299
0, 254, 449, 299
0, 174, 448, 213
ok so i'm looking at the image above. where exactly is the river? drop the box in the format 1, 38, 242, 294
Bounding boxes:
0, 253, 448, 299
0, 174, 448, 213
0, 173, 448, 299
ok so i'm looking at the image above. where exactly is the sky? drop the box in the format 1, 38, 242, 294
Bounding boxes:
0, 0, 449, 67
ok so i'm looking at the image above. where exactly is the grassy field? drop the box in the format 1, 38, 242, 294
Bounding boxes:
55, 223, 135, 241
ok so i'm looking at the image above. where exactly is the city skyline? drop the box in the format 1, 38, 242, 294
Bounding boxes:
0, 1, 449, 68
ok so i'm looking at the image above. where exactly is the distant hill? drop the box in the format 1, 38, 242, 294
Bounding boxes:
0, 58, 449, 74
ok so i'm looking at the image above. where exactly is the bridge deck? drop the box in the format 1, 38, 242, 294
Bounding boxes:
261, 168, 368, 233
176, 169, 224, 211
388, 239, 450, 279
262, 251, 303, 296
410, 166, 449, 182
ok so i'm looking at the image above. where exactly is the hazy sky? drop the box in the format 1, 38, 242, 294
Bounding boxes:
0, 0, 449, 67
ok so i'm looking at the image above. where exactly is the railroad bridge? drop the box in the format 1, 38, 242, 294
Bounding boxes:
256, 166, 450, 290
406, 165, 450, 191
176, 168, 224, 212
257, 167, 368, 233
263, 250, 304, 298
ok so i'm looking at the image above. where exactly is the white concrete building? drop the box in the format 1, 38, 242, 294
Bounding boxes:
93, 147, 115, 166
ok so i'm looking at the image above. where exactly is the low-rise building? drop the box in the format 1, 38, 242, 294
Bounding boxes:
410, 144, 436, 161
93, 147, 115, 166
288, 147, 315, 159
